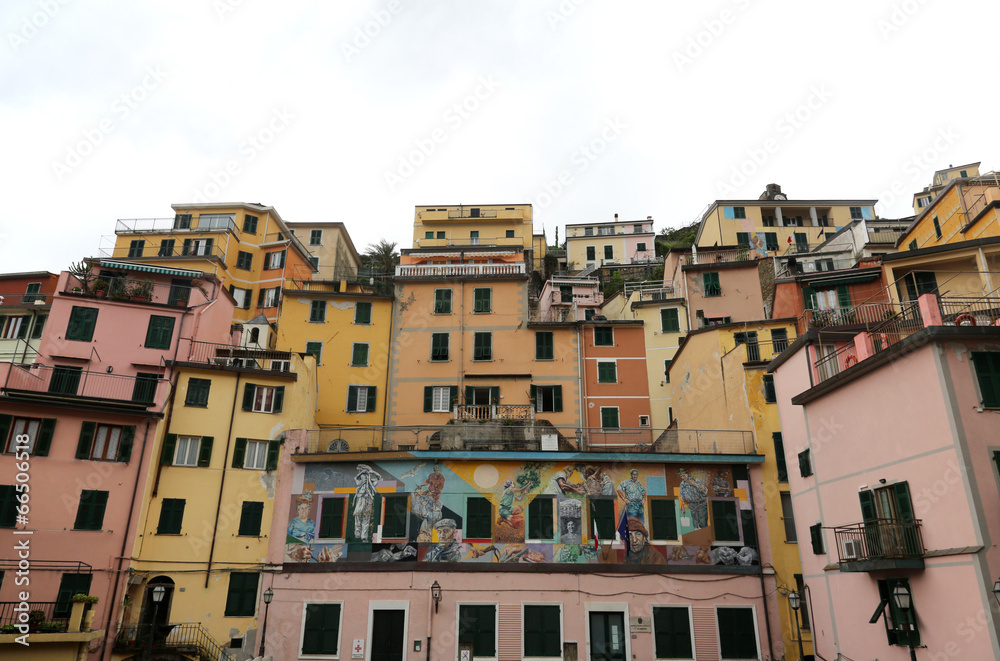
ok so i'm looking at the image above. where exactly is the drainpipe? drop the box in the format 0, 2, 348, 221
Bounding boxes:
205, 371, 242, 588
458, 253, 466, 403
745, 463, 775, 660
576, 322, 587, 444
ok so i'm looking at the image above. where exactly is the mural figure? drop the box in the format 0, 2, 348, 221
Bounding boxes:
419, 465, 445, 499
424, 518, 486, 562
412, 467, 445, 541
678, 468, 709, 529
498, 479, 530, 523
558, 499, 583, 545
623, 517, 666, 565
474, 543, 546, 563
550, 465, 586, 496
712, 469, 733, 497
353, 464, 382, 541
616, 469, 647, 521
584, 466, 615, 496
554, 543, 598, 563
287, 493, 316, 543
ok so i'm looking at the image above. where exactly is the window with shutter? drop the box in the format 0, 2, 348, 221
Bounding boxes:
527, 495, 554, 540
346, 385, 376, 413
473, 332, 492, 361
660, 308, 680, 332
763, 374, 776, 402
473, 288, 492, 313
597, 361, 617, 383
54, 574, 92, 618
703, 272, 721, 297
319, 497, 346, 538
594, 327, 613, 346
430, 333, 449, 361
224, 572, 259, 617
66, 307, 98, 342
351, 343, 369, 366
711, 499, 741, 542
305, 341, 323, 366
433, 289, 452, 314
0, 485, 16, 527
599, 407, 619, 429
589, 498, 615, 539
780, 493, 797, 542
301, 603, 342, 655
533, 385, 562, 413
74, 490, 109, 530
972, 352, 1000, 408
773, 433, 788, 482
309, 300, 326, 322
144, 315, 175, 349
798, 449, 813, 477
458, 604, 496, 658
466, 497, 492, 538
535, 331, 554, 360
653, 606, 693, 659
242, 214, 258, 233
382, 495, 408, 538
523, 605, 561, 657
649, 498, 678, 540
157, 498, 185, 534
716, 607, 758, 659
238, 501, 264, 536
185, 378, 211, 407
809, 522, 824, 554
354, 302, 372, 324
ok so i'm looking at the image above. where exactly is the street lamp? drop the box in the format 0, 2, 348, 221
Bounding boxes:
431, 581, 441, 613
258, 587, 273, 658
891, 584, 918, 661
146, 585, 166, 660
788, 591, 805, 661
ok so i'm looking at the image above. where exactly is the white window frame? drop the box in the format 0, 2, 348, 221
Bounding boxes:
583, 602, 631, 661
638, 415, 650, 427
1, 316, 23, 340
455, 602, 499, 661
5, 417, 40, 454
231, 287, 248, 309
365, 601, 410, 661
173, 436, 201, 467
92, 424, 122, 460
270, 359, 291, 372
265, 250, 286, 270
244, 440, 268, 470
650, 604, 695, 661
252, 386, 276, 413
261, 288, 279, 308
299, 600, 344, 659
521, 602, 563, 661
714, 605, 762, 661
348, 385, 369, 413
190, 238, 212, 256
431, 386, 451, 413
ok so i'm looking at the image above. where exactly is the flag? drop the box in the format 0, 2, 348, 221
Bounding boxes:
787, 235, 793, 243
617, 511, 630, 557
593, 517, 600, 550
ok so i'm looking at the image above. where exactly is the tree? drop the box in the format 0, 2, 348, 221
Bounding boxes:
362, 239, 399, 274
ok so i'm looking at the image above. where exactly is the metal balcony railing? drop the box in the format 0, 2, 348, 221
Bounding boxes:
939, 295, 1000, 327
116, 217, 237, 234
1, 363, 165, 405
0, 601, 69, 630
447, 208, 498, 219
113, 622, 236, 661
99, 242, 228, 261
623, 280, 677, 301
63, 276, 208, 308
177, 339, 293, 371
395, 263, 527, 278
298, 426, 756, 455
803, 301, 908, 329
834, 518, 924, 565
454, 404, 534, 421
684, 248, 760, 265
0, 292, 52, 306
740, 339, 790, 363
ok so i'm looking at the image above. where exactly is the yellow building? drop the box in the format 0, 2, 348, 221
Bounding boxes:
912, 161, 981, 213
564, 214, 656, 271
109, 202, 318, 323
666, 318, 810, 660
287, 221, 362, 281
278, 277, 393, 428
412, 203, 534, 250
695, 184, 877, 255
603, 280, 687, 429
897, 171, 1000, 253
117, 350, 317, 660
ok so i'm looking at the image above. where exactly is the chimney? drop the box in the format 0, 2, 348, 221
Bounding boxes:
614, 213, 618, 221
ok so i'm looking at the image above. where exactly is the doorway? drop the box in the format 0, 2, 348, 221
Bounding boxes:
370, 609, 405, 661
589, 611, 626, 661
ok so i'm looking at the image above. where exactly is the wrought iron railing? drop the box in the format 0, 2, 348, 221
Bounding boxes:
803, 301, 906, 329
395, 263, 527, 278
0, 292, 52, 306
99, 242, 228, 261
114, 622, 236, 660
741, 339, 790, 362
0, 601, 69, 630
177, 339, 292, 371
63, 276, 208, 308
939, 295, 1000, 327
299, 426, 756, 455
1, 363, 166, 405
833, 518, 924, 564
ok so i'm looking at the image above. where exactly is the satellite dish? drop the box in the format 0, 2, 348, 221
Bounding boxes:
327, 439, 350, 453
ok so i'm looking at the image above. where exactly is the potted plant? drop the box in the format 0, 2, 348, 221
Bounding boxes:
93, 279, 109, 297
129, 279, 154, 302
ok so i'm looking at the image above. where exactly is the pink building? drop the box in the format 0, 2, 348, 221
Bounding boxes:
667, 247, 768, 329
770, 291, 1000, 659
534, 275, 603, 322
0, 260, 233, 658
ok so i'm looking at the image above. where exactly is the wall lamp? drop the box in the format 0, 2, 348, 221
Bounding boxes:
431, 581, 442, 613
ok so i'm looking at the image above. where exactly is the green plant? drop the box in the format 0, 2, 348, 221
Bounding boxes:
68, 260, 94, 292
129, 279, 155, 299
70, 594, 99, 604
93, 279, 109, 294
1, 624, 18, 633
37, 621, 64, 633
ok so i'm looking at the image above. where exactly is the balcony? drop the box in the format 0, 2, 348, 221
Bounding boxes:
0, 292, 51, 306
62, 276, 209, 309
0, 601, 69, 633
115, 217, 237, 234
834, 518, 924, 572
113, 623, 235, 661
99, 241, 228, 262
454, 404, 534, 421
938, 295, 1000, 326
803, 301, 912, 330
739, 339, 789, 363
174, 339, 293, 372
416, 235, 525, 249
527, 308, 578, 323
683, 248, 761, 265
0, 363, 166, 409
448, 207, 498, 219
395, 263, 527, 278
624, 280, 677, 302
296, 426, 757, 456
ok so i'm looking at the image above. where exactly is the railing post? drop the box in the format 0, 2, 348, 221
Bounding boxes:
918, 293, 943, 327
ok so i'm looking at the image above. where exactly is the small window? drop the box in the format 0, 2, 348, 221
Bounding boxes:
599, 407, 619, 430
145, 315, 175, 349
594, 327, 613, 346
302, 603, 342, 656
473, 288, 492, 313
347, 385, 376, 413
773, 432, 788, 482
173, 436, 202, 467
908, 239, 918, 251
238, 501, 264, 536
850, 206, 863, 220
809, 522, 824, 554
236, 251, 253, 270
425, 231, 434, 239
224, 572, 259, 617
310, 229, 322, 245
73, 490, 109, 531
716, 607, 759, 659
523, 605, 561, 657
527, 495, 554, 540
586, 246, 596, 261
597, 361, 617, 383
649, 498, 678, 541
258, 287, 279, 308
971, 352, 1000, 408
242, 214, 258, 234
506, 229, 515, 238
309, 300, 326, 323
430, 333, 449, 361
351, 343, 369, 366
157, 498, 185, 534
158, 239, 174, 256
237, 439, 275, 471
535, 331, 554, 360
660, 308, 679, 333
531, 385, 563, 413
458, 605, 496, 658
2, 416, 55, 456
799, 449, 813, 477
23, 283, 42, 303
434, 289, 452, 314
638, 415, 650, 426
466, 497, 492, 539
185, 378, 211, 407
355, 301, 372, 324
780, 492, 797, 542
382, 494, 408, 538
763, 374, 776, 402
66, 306, 98, 342
436, 231, 445, 239
319, 497, 346, 539
264, 250, 286, 270
703, 272, 721, 297
733, 206, 746, 219
242, 384, 285, 414
589, 497, 615, 539
426, 386, 455, 413
604, 245, 613, 259
711, 500, 740, 542
932, 216, 942, 239
653, 606, 693, 659
663, 360, 670, 383
128, 240, 144, 258
473, 332, 492, 361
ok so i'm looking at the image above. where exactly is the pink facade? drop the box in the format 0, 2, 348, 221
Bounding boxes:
684, 262, 766, 327
772, 327, 1000, 660
536, 276, 603, 321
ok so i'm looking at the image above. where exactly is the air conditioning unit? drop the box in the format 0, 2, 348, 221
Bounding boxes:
842, 539, 862, 560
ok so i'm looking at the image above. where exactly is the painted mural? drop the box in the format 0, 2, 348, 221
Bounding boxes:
283, 460, 759, 567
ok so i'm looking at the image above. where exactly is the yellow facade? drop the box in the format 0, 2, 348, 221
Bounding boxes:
564, 218, 656, 271
110, 202, 318, 323
277, 280, 393, 427
912, 162, 981, 213
898, 177, 1000, 252
695, 200, 877, 253
287, 221, 362, 281
412, 204, 534, 250
121, 353, 317, 659
666, 320, 810, 660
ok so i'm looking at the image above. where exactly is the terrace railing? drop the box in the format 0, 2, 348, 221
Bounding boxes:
834, 518, 924, 565
939, 295, 1000, 327
113, 622, 236, 661
2, 363, 166, 406
177, 339, 293, 371
454, 404, 534, 421
740, 339, 790, 363
395, 263, 527, 278
0, 601, 69, 630
527, 307, 577, 323
0, 292, 51, 306
116, 217, 237, 234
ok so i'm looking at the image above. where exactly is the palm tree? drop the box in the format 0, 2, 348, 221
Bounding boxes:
362, 239, 399, 275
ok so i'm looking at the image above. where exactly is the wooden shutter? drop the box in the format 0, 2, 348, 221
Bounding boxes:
266, 440, 281, 471
347, 386, 358, 412
772, 433, 787, 482
858, 490, 877, 522
650, 499, 677, 540
893, 482, 914, 520
272, 386, 284, 413
117, 425, 135, 462
232, 438, 247, 468
160, 434, 177, 465
489, 386, 499, 405
449, 386, 458, 411
837, 284, 851, 309
465, 386, 474, 404
424, 386, 433, 412
366, 386, 376, 412
809, 523, 824, 554
798, 450, 812, 477
242, 383, 255, 411
76, 422, 96, 459
553, 385, 563, 412
197, 436, 214, 467
803, 286, 817, 309
972, 353, 1000, 406
319, 498, 345, 538
0, 415, 11, 452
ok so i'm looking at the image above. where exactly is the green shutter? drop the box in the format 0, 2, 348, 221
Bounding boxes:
239, 502, 264, 536
242, 383, 255, 410
810, 523, 824, 554
347, 387, 358, 412
893, 482, 914, 520
424, 386, 433, 412
160, 434, 177, 465
273, 386, 284, 413
803, 286, 817, 309
76, 422, 96, 459
553, 386, 563, 412
489, 386, 499, 405
528, 496, 553, 539
232, 438, 248, 468
0, 415, 11, 452
117, 425, 135, 462
859, 490, 877, 522
266, 440, 280, 471
449, 386, 458, 411
465, 386, 474, 404
319, 498, 345, 538
773, 433, 787, 482
650, 499, 677, 540
366, 386, 377, 412
16, 315, 29, 340
973, 353, 1000, 407
197, 436, 214, 467
836, 284, 851, 309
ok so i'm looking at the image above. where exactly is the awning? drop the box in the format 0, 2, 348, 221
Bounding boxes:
98, 260, 203, 278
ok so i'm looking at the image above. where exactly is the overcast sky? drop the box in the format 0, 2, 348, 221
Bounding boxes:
1, 0, 996, 273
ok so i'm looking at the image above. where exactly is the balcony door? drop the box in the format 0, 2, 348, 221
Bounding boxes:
589, 611, 626, 661
370, 609, 405, 661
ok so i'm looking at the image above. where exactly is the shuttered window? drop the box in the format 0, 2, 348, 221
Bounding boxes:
527, 496, 554, 540
73, 490, 109, 530
466, 497, 492, 539
523, 605, 561, 657
224, 572, 259, 617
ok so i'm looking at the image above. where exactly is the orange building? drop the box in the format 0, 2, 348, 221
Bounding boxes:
580, 319, 652, 440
